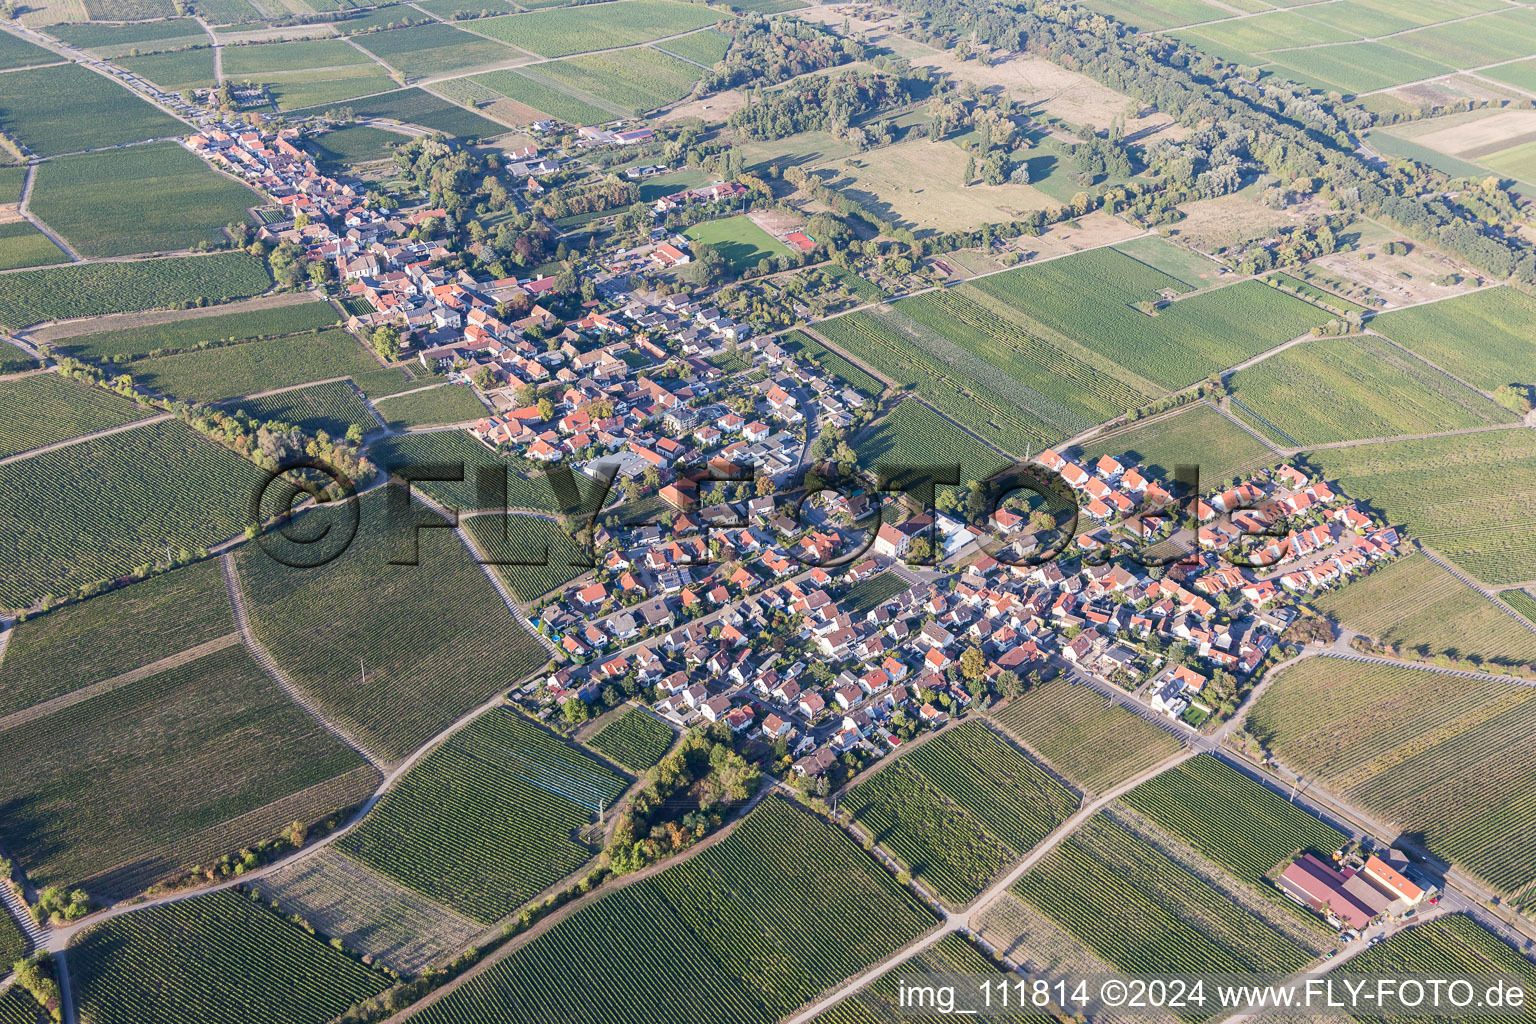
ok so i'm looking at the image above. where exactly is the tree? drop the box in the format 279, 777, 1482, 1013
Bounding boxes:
562, 696, 590, 724
963, 153, 976, 186
537, 397, 555, 421
370, 324, 400, 361
959, 646, 986, 682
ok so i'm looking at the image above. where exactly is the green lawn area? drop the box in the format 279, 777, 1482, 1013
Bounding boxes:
0, 63, 186, 158
29, 143, 259, 258
684, 214, 788, 276
0, 221, 67, 271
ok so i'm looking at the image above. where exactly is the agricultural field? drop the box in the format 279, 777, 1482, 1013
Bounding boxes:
0, 372, 151, 459
968, 250, 1323, 392
1012, 813, 1317, 978
1078, 0, 1227, 32
0, 166, 27, 204
0, 63, 184, 157
810, 933, 1055, 1024
352, 21, 524, 77
69, 888, 392, 1024
684, 214, 789, 275
463, 512, 588, 602
840, 571, 910, 616
1262, 271, 1368, 315
128, 328, 380, 402
0, 643, 376, 895
850, 399, 1010, 489
1226, 334, 1514, 448
1372, 286, 1536, 394
0, 251, 272, 330
54, 295, 339, 361
1077, 402, 1277, 489
265, 65, 401, 111
0, 911, 28, 970
367, 430, 576, 512
1248, 656, 1536, 895
992, 679, 1183, 793
236, 490, 549, 761
339, 707, 627, 924
220, 38, 376, 77
0, 983, 37, 1024
844, 722, 1076, 905
473, 0, 724, 58
461, 69, 615, 126
116, 46, 218, 91
228, 379, 378, 437
373, 382, 487, 428
411, 796, 935, 1024
0, 419, 266, 610
586, 707, 674, 772
81, 0, 176, 17
532, 47, 701, 115
302, 124, 408, 166
1121, 755, 1346, 889
0, 557, 233, 718
656, 26, 731, 65
1112, 234, 1224, 288
1345, 913, 1536, 1017
1312, 553, 1536, 669
0, 221, 67, 271
1265, 41, 1455, 95
1304, 430, 1536, 586
253, 847, 482, 975
292, 87, 507, 139
29, 143, 258, 258
0, 342, 37, 375
0, 26, 60, 66
781, 329, 884, 399
1505, 589, 1536, 627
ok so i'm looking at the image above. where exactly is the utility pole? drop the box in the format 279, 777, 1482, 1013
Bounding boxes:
1289, 774, 1302, 803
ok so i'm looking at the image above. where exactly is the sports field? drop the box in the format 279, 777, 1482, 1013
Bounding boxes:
30, 143, 258, 258
683, 214, 789, 275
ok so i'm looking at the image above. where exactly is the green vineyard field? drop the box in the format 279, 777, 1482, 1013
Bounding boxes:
0, 374, 152, 460
587, 707, 675, 772
992, 680, 1182, 793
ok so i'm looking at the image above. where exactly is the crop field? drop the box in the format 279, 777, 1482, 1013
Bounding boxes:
783, 330, 883, 398
0, 643, 374, 894
840, 571, 910, 615
368, 430, 576, 512
533, 47, 701, 114
1248, 656, 1536, 895
1262, 271, 1368, 315
850, 399, 1010, 489
265, 66, 400, 110
811, 933, 1055, 1024
969, 250, 1321, 391
0, 909, 27, 968
229, 379, 377, 436
0, 166, 26, 204
352, 21, 523, 77
373, 382, 486, 428
130, 328, 379, 401
474, 0, 724, 58
0, 64, 184, 157
1304, 430, 1536, 586
69, 888, 392, 1024
684, 214, 788, 275
1372, 286, 1536, 394
1113, 234, 1224, 288
220, 38, 376, 76
0, 983, 37, 1024
992, 679, 1183, 793
117, 46, 218, 91
657, 27, 730, 64
1392, 7, 1536, 68
586, 707, 674, 771
303, 124, 407, 165
1226, 334, 1513, 448
0, 221, 66, 271
1012, 814, 1315, 979
0, 558, 233, 718
412, 796, 935, 1024
1078, 402, 1276, 488
1312, 553, 1536, 669
339, 706, 625, 923
293, 87, 506, 139
237, 490, 548, 761
56, 296, 338, 361
1266, 41, 1453, 95
254, 847, 482, 975
1505, 589, 1536, 626
1079, 0, 1225, 32
30, 143, 258, 258
1344, 914, 1536, 1017
0, 419, 266, 610
82, 0, 176, 17
465, 69, 615, 125
0, 372, 151, 459
0, 26, 60, 66
819, 313, 1061, 456
0, 251, 272, 330
847, 723, 1076, 905
1121, 755, 1346, 887
463, 512, 587, 601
